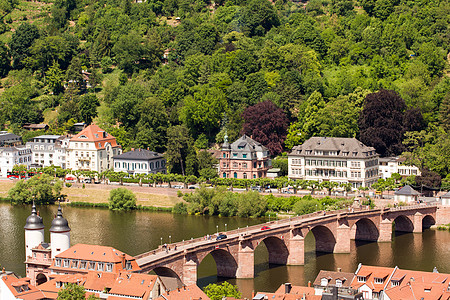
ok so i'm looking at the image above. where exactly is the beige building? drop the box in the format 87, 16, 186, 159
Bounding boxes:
379, 157, 421, 179
66, 125, 121, 172
288, 137, 380, 189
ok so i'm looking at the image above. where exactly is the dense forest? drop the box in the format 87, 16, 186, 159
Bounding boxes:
0, 0, 449, 184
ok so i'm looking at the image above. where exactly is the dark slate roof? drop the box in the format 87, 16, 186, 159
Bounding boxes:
24, 202, 44, 230
313, 270, 355, 287
49, 205, 71, 233
394, 185, 420, 196
290, 137, 378, 158
229, 134, 268, 153
0, 132, 21, 142
113, 148, 164, 160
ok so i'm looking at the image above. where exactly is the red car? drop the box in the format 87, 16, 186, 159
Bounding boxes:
261, 226, 271, 231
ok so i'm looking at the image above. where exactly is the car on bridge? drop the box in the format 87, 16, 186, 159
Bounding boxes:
216, 234, 227, 240
260, 226, 271, 230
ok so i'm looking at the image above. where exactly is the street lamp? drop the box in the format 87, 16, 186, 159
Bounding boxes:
216, 225, 218, 234
225, 224, 227, 232
160, 237, 163, 246
169, 235, 172, 244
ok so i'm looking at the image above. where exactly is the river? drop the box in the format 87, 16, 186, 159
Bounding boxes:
0, 203, 449, 298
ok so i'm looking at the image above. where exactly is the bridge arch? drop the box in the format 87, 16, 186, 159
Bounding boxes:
150, 266, 183, 282
36, 273, 48, 285
309, 225, 336, 253
394, 215, 414, 232
422, 215, 436, 229
198, 248, 238, 278
353, 218, 379, 241
255, 236, 289, 265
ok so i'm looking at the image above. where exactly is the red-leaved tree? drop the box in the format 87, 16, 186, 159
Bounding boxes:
241, 100, 289, 156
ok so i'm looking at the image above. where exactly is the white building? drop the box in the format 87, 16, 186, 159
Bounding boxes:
0, 147, 32, 177
113, 148, 166, 175
288, 137, 380, 189
26, 135, 69, 168
394, 185, 420, 203
379, 157, 421, 179
66, 125, 122, 172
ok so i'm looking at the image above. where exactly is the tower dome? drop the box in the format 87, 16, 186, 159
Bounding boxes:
221, 132, 231, 151
49, 205, 71, 233
50, 205, 71, 257
24, 202, 44, 230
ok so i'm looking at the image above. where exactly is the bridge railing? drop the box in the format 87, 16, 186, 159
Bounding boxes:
135, 203, 438, 260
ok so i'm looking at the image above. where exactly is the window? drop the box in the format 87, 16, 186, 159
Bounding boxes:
79, 261, 87, 269
63, 259, 70, 268
357, 276, 366, 283
233, 162, 238, 168
33, 253, 36, 258
320, 278, 328, 286
374, 278, 384, 284
125, 261, 132, 270
336, 279, 342, 287
243, 154, 247, 158
234, 172, 237, 178
97, 262, 104, 271
243, 163, 247, 169
391, 281, 400, 287
223, 153, 226, 158
223, 173, 227, 178
106, 263, 113, 272
71, 260, 79, 268
243, 173, 247, 179
88, 262, 95, 270
233, 153, 237, 157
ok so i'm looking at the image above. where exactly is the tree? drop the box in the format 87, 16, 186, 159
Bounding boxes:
79, 93, 100, 124
358, 90, 406, 157
8, 174, 61, 204
0, 43, 9, 77
46, 62, 65, 95
440, 93, 450, 131
239, 0, 279, 37
9, 23, 40, 69
241, 100, 289, 156
203, 282, 241, 300
197, 150, 218, 180
415, 168, 442, 189
108, 188, 137, 211
57, 283, 86, 300
166, 125, 193, 176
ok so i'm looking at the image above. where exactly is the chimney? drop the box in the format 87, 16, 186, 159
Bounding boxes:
337, 268, 342, 272
308, 281, 311, 287
121, 253, 126, 268
285, 283, 292, 294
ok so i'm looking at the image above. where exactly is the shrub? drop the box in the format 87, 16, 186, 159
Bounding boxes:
65, 183, 72, 188
172, 202, 187, 214
293, 198, 321, 215
108, 188, 137, 211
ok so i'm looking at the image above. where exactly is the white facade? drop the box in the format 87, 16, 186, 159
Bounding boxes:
50, 232, 70, 257
26, 135, 68, 168
113, 149, 166, 175
0, 275, 17, 300
0, 147, 32, 178
25, 228, 44, 259
288, 137, 380, 189
65, 125, 121, 173
379, 157, 421, 179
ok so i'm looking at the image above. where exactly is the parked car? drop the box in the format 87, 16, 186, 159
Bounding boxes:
84, 178, 91, 183
261, 226, 271, 231
216, 234, 227, 240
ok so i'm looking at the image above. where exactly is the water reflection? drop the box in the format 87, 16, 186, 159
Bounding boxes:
0, 203, 449, 300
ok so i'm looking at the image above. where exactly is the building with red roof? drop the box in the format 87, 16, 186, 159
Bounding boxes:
0, 271, 45, 299
66, 124, 121, 172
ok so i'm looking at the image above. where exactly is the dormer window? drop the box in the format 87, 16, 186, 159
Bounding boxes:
106, 263, 113, 272
352, 152, 358, 156
63, 259, 70, 268
79, 135, 87, 139
357, 276, 366, 283
55, 258, 62, 267
321, 278, 328, 286
88, 262, 96, 270
374, 278, 384, 284
336, 279, 342, 287
125, 261, 132, 270
79, 261, 87, 269
391, 280, 400, 287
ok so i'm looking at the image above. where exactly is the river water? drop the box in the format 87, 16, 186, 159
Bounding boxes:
0, 203, 449, 298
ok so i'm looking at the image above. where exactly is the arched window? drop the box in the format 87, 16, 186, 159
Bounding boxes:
243, 173, 247, 179
234, 172, 237, 178
223, 172, 227, 178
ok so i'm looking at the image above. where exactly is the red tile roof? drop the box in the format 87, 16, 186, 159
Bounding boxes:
1, 273, 45, 299
157, 284, 210, 300
70, 124, 120, 150
108, 272, 159, 298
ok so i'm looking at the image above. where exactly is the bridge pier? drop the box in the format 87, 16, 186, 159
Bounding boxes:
378, 219, 392, 242
236, 248, 254, 278
335, 224, 351, 253
287, 235, 304, 265
413, 212, 423, 233
182, 259, 197, 286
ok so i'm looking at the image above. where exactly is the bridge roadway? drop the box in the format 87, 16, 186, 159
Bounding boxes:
135, 204, 440, 286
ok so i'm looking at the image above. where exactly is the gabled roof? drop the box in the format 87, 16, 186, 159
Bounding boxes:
229, 135, 268, 153
290, 137, 378, 158
313, 270, 355, 287
84, 271, 118, 291
113, 148, 163, 160
394, 185, 420, 196
441, 191, 450, 198
157, 284, 210, 300
1, 273, 45, 299
108, 273, 159, 298
54, 244, 136, 263
70, 124, 120, 150
0, 132, 21, 142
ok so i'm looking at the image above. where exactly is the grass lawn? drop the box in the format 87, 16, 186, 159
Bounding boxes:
0, 180, 181, 207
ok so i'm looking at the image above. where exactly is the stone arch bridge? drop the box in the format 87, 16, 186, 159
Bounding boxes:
135, 205, 440, 286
